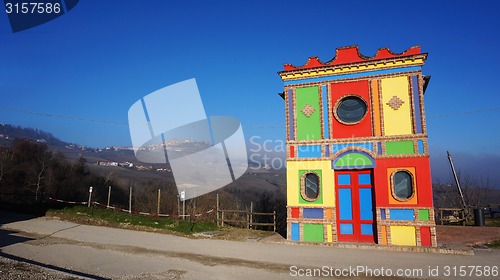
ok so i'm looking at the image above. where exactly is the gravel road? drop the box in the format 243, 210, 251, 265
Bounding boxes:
0, 255, 80, 280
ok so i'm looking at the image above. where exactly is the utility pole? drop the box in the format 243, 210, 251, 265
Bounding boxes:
447, 151, 467, 208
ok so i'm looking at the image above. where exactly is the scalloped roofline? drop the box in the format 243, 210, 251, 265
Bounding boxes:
283, 45, 424, 71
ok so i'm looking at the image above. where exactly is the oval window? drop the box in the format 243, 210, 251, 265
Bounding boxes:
335, 96, 367, 124
393, 171, 413, 200
303, 173, 320, 200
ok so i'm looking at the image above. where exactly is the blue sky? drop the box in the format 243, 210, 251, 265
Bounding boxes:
1, 0, 499, 184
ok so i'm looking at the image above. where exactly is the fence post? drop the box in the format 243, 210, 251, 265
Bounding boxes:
157, 189, 161, 215
182, 197, 186, 220
107, 186, 111, 208
216, 194, 220, 226
129, 187, 132, 214
273, 211, 276, 232
248, 202, 253, 229
221, 211, 225, 227
177, 195, 180, 218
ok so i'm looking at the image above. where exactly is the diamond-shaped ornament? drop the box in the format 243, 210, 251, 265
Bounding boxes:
386, 96, 404, 110
301, 104, 315, 117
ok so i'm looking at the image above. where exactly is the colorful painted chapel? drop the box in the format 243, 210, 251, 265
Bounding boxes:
279, 46, 437, 247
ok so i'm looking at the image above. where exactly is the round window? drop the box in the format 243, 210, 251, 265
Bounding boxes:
303, 173, 320, 200
335, 96, 367, 124
392, 171, 413, 200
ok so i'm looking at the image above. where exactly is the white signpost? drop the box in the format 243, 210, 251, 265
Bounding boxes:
88, 186, 93, 207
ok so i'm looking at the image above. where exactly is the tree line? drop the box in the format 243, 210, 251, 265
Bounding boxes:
0, 138, 128, 212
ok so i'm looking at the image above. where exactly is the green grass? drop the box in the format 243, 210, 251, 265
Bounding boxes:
485, 217, 500, 227
487, 240, 500, 248
47, 205, 217, 235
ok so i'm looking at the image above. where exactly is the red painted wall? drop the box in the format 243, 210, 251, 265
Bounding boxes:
373, 157, 433, 207
420, 226, 432, 247
330, 80, 373, 138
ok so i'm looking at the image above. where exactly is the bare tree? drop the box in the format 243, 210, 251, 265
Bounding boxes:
0, 147, 14, 202
23, 142, 52, 202
434, 171, 497, 208
0, 147, 13, 183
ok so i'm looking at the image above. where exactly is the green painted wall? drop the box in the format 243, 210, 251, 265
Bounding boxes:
386, 140, 414, 155
303, 224, 324, 242
418, 209, 430, 221
334, 153, 373, 168
296, 86, 321, 140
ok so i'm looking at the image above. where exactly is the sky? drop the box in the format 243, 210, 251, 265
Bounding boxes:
1, 0, 499, 185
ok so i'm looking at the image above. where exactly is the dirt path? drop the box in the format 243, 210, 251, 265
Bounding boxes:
436, 225, 500, 246
1, 214, 499, 279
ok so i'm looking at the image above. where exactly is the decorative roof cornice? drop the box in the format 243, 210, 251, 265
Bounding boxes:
279, 46, 427, 81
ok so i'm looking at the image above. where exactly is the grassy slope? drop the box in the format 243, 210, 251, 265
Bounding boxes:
45, 205, 278, 241
47, 205, 217, 235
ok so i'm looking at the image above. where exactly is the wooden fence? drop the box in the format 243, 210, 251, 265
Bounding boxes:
437, 207, 467, 225
216, 209, 276, 231
436, 204, 500, 225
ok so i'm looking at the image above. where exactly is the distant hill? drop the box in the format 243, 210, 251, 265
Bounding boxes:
0, 123, 281, 170
0, 123, 152, 166
0, 123, 66, 146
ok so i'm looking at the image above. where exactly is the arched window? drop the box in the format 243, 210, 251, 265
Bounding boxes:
301, 172, 320, 201
392, 170, 414, 201
334, 95, 367, 124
